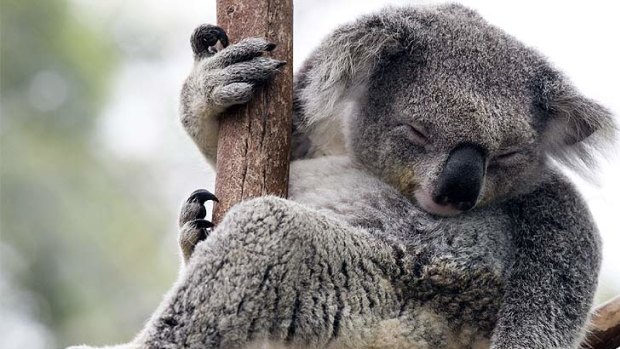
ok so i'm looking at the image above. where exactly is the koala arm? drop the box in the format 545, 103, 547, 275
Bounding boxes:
179, 25, 284, 165
491, 174, 601, 349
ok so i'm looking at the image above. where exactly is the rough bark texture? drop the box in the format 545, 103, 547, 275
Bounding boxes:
584, 296, 620, 349
212, 0, 293, 225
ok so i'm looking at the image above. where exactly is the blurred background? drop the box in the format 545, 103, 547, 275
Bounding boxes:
0, 0, 618, 348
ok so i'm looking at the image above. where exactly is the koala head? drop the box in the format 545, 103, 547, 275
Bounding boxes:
337, 5, 615, 216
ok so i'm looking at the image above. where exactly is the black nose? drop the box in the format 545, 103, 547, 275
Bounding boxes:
433, 143, 486, 211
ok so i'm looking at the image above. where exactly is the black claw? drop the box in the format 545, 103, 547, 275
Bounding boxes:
265, 43, 277, 51
192, 219, 215, 229
191, 24, 229, 57
188, 189, 219, 204
197, 205, 206, 219
276, 60, 287, 68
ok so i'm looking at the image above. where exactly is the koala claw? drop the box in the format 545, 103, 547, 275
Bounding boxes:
190, 219, 215, 229
178, 189, 218, 263
187, 188, 219, 204
191, 24, 229, 58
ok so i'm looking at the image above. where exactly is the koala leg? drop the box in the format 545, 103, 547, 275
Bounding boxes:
177, 189, 218, 264
134, 196, 403, 349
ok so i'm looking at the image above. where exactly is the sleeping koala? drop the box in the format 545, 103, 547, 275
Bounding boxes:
72, 4, 615, 349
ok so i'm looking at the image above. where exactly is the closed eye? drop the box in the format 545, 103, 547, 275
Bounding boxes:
491, 149, 525, 164
402, 124, 429, 146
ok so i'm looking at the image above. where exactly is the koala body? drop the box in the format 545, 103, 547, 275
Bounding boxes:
71, 4, 614, 349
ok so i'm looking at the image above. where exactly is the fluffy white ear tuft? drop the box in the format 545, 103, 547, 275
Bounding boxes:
542, 85, 616, 177
294, 12, 406, 158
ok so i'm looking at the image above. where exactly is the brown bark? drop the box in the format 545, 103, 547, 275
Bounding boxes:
212, 0, 293, 225
584, 296, 620, 349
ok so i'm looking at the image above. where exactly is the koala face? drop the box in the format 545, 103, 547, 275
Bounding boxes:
348, 6, 612, 216
354, 56, 543, 216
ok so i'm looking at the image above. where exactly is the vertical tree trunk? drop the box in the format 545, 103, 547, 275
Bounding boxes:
584, 296, 620, 349
212, 0, 293, 224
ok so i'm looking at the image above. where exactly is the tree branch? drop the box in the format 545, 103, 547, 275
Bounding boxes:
583, 296, 620, 349
212, 0, 293, 224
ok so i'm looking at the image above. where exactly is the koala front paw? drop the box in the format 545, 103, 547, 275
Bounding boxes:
183, 24, 284, 112
178, 189, 218, 263
180, 25, 286, 161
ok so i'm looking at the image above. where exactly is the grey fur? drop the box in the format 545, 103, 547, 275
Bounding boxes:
70, 3, 614, 349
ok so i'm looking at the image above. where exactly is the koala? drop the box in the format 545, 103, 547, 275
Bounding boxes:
71, 4, 615, 349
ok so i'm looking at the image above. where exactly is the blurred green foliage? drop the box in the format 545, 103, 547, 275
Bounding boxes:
1, 0, 176, 346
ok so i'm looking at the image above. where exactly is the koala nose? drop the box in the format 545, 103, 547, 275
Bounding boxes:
433, 143, 486, 211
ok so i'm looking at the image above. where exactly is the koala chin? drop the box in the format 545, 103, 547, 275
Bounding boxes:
71, 4, 615, 349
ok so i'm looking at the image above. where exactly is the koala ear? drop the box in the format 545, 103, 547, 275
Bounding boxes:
298, 18, 404, 123
540, 79, 616, 174
294, 10, 408, 156
545, 92, 613, 145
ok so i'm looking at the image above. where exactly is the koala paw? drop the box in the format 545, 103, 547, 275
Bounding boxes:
178, 189, 218, 263
179, 25, 285, 161
182, 24, 285, 115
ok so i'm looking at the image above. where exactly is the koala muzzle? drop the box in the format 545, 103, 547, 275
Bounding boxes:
433, 143, 486, 211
